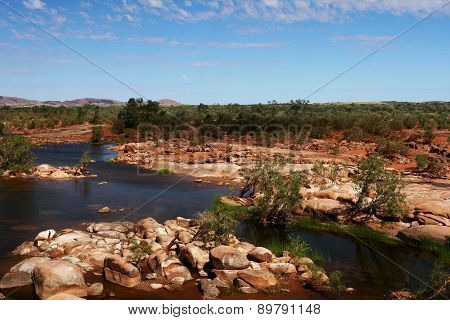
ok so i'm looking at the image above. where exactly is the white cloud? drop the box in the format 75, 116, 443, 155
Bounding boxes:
23, 0, 46, 10
124, 14, 137, 22
181, 74, 188, 80
89, 32, 118, 41
53, 15, 67, 25
144, 0, 165, 9
208, 41, 280, 48
128, 36, 166, 43
122, 0, 137, 12
262, 0, 280, 9
189, 61, 216, 67
126, 0, 450, 23
332, 34, 395, 43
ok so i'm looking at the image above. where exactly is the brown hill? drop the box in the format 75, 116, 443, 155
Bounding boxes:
0, 96, 123, 107
158, 99, 182, 106
0, 96, 182, 107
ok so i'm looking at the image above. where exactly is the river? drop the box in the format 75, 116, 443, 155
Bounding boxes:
0, 143, 437, 299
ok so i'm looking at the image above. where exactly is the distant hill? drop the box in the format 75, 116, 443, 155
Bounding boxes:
158, 99, 182, 106
0, 96, 182, 107
0, 96, 123, 107
0, 96, 42, 106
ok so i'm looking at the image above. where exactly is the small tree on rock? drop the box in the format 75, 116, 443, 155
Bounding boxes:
78, 151, 91, 174
352, 155, 407, 220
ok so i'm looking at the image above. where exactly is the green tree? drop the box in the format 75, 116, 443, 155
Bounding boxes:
118, 98, 161, 128
195, 208, 238, 246
91, 125, 103, 144
423, 124, 436, 144
241, 157, 307, 226
352, 155, 407, 220
78, 151, 91, 173
0, 135, 35, 172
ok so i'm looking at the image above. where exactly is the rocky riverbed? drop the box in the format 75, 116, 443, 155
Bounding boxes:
0, 217, 337, 300
114, 139, 449, 245
2, 163, 96, 180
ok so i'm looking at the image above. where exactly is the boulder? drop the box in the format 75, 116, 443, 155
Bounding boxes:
296, 257, 314, 265
12, 241, 40, 256
53, 231, 92, 246
303, 198, 347, 216
237, 269, 277, 290
247, 247, 274, 262
219, 196, 252, 207
397, 225, 450, 244
104, 255, 141, 287
35, 229, 56, 241
46, 293, 85, 300
97, 207, 111, 214
233, 242, 255, 254
87, 222, 130, 233
265, 262, 297, 274
180, 243, 209, 271
170, 277, 185, 287
235, 279, 258, 294
177, 231, 194, 244
87, 282, 104, 296
104, 267, 141, 288
149, 283, 163, 289
32, 260, 87, 299
156, 234, 175, 247
0, 272, 32, 289
210, 245, 250, 270
104, 254, 140, 277
197, 279, 220, 299
211, 269, 239, 286
10, 257, 50, 274
414, 200, 450, 219
162, 263, 192, 282
176, 217, 192, 228
50, 171, 70, 179
135, 217, 163, 238
418, 214, 450, 226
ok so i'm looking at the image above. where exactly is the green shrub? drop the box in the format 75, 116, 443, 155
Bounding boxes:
415, 154, 447, 177
415, 154, 429, 171
423, 124, 436, 144
344, 127, 369, 142
157, 168, 172, 174
353, 155, 407, 219
195, 209, 238, 245
112, 118, 125, 134
128, 240, 151, 263
78, 151, 91, 173
0, 135, 35, 173
376, 138, 409, 159
328, 271, 346, 293
241, 157, 307, 226
311, 160, 341, 185
91, 125, 103, 144
0, 122, 4, 135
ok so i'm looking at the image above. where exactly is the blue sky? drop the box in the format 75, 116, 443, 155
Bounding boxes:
1, 0, 449, 104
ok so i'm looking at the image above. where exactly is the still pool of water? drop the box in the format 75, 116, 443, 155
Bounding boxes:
0, 143, 437, 299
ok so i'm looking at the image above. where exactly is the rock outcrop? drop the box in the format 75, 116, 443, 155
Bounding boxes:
7, 216, 330, 300
210, 246, 250, 270
104, 255, 141, 287
32, 260, 87, 299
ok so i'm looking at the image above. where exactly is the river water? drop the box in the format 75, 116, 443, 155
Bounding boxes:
0, 144, 437, 299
